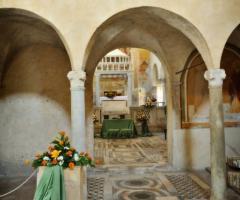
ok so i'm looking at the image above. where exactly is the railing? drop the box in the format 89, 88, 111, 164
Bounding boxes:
96, 63, 131, 71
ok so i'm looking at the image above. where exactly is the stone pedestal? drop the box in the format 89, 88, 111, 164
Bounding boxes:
204, 69, 227, 200
37, 166, 87, 200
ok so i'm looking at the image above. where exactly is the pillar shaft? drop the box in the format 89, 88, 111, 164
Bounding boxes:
127, 72, 133, 106
161, 78, 166, 106
204, 69, 227, 200
67, 70, 86, 152
95, 73, 100, 107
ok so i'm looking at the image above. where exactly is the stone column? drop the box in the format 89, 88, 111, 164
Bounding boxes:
95, 73, 101, 106
127, 72, 133, 106
161, 78, 166, 106
204, 69, 226, 200
67, 70, 86, 152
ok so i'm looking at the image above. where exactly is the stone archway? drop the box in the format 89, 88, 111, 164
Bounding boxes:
82, 6, 212, 167
0, 8, 72, 176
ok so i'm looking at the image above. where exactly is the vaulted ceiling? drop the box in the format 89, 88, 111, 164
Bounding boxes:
0, 9, 67, 84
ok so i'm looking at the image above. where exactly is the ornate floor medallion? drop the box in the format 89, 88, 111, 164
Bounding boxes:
112, 177, 171, 200
90, 134, 219, 199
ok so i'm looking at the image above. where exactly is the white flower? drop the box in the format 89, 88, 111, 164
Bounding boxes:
74, 153, 80, 161
59, 160, 64, 166
57, 156, 64, 161
64, 146, 69, 150
43, 156, 50, 161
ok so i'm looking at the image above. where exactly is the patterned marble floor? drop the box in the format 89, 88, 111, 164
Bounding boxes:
91, 134, 240, 200
87, 166, 212, 200
94, 133, 168, 167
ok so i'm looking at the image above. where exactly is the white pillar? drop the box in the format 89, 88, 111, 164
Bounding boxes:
95, 73, 101, 107
204, 69, 227, 200
127, 72, 133, 106
161, 78, 166, 106
67, 70, 86, 152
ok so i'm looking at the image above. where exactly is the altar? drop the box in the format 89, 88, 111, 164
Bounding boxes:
101, 119, 137, 138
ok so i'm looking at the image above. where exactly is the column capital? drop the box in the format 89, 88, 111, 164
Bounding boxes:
204, 69, 226, 87
127, 71, 133, 77
95, 73, 101, 78
67, 70, 86, 90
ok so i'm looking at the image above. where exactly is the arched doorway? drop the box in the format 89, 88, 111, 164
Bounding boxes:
82, 6, 211, 168
92, 48, 168, 167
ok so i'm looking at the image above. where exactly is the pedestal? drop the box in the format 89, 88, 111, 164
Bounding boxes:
37, 166, 87, 200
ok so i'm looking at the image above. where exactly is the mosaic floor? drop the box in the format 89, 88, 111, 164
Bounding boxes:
94, 133, 168, 166
92, 135, 212, 200
87, 166, 212, 200
1, 134, 240, 199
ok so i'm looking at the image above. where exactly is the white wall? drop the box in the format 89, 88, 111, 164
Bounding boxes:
0, 45, 71, 176
172, 127, 240, 170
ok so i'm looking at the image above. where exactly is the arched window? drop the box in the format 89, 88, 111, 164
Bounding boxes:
181, 46, 240, 127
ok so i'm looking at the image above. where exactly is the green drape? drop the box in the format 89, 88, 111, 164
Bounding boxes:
101, 119, 137, 138
34, 166, 66, 200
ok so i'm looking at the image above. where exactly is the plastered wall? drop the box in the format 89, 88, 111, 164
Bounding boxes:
173, 127, 240, 170
0, 45, 71, 176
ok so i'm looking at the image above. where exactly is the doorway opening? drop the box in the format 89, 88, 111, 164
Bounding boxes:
92, 48, 168, 167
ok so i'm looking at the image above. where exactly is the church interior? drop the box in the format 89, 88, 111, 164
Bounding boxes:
0, 1, 240, 200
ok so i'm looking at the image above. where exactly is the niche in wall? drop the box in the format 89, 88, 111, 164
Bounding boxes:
181, 46, 240, 127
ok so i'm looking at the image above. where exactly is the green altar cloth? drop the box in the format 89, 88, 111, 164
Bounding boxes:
101, 119, 137, 138
34, 166, 66, 200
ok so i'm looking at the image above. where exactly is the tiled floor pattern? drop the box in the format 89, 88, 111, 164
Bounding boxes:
87, 167, 211, 200
87, 177, 105, 200
1, 133, 239, 200
94, 134, 167, 166
166, 174, 210, 199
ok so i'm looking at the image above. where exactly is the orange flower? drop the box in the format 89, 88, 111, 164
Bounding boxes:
59, 141, 64, 146
87, 156, 92, 161
68, 162, 75, 169
79, 152, 84, 156
48, 146, 54, 151
70, 147, 75, 151
66, 151, 73, 157
41, 160, 47, 166
51, 159, 58, 165
59, 131, 65, 136
24, 160, 31, 166
35, 153, 41, 158
95, 159, 102, 165
84, 152, 88, 157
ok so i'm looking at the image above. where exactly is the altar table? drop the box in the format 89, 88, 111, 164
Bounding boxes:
101, 119, 137, 138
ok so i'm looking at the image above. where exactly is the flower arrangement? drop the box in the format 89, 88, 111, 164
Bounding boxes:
32, 131, 94, 169
143, 97, 155, 109
92, 113, 98, 124
136, 109, 149, 122
104, 91, 116, 98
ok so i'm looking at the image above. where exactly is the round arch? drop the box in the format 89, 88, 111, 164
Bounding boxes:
181, 45, 240, 128
81, 6, 213, 166
218, 24, 240, 68
83, 6, 213, 71
0, 8, 72, 67
0, 8, 72, 176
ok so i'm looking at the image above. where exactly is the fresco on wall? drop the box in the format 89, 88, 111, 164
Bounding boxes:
222, 49, 240, 113
100, 77, 127, 96
185, 48, 240, 122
